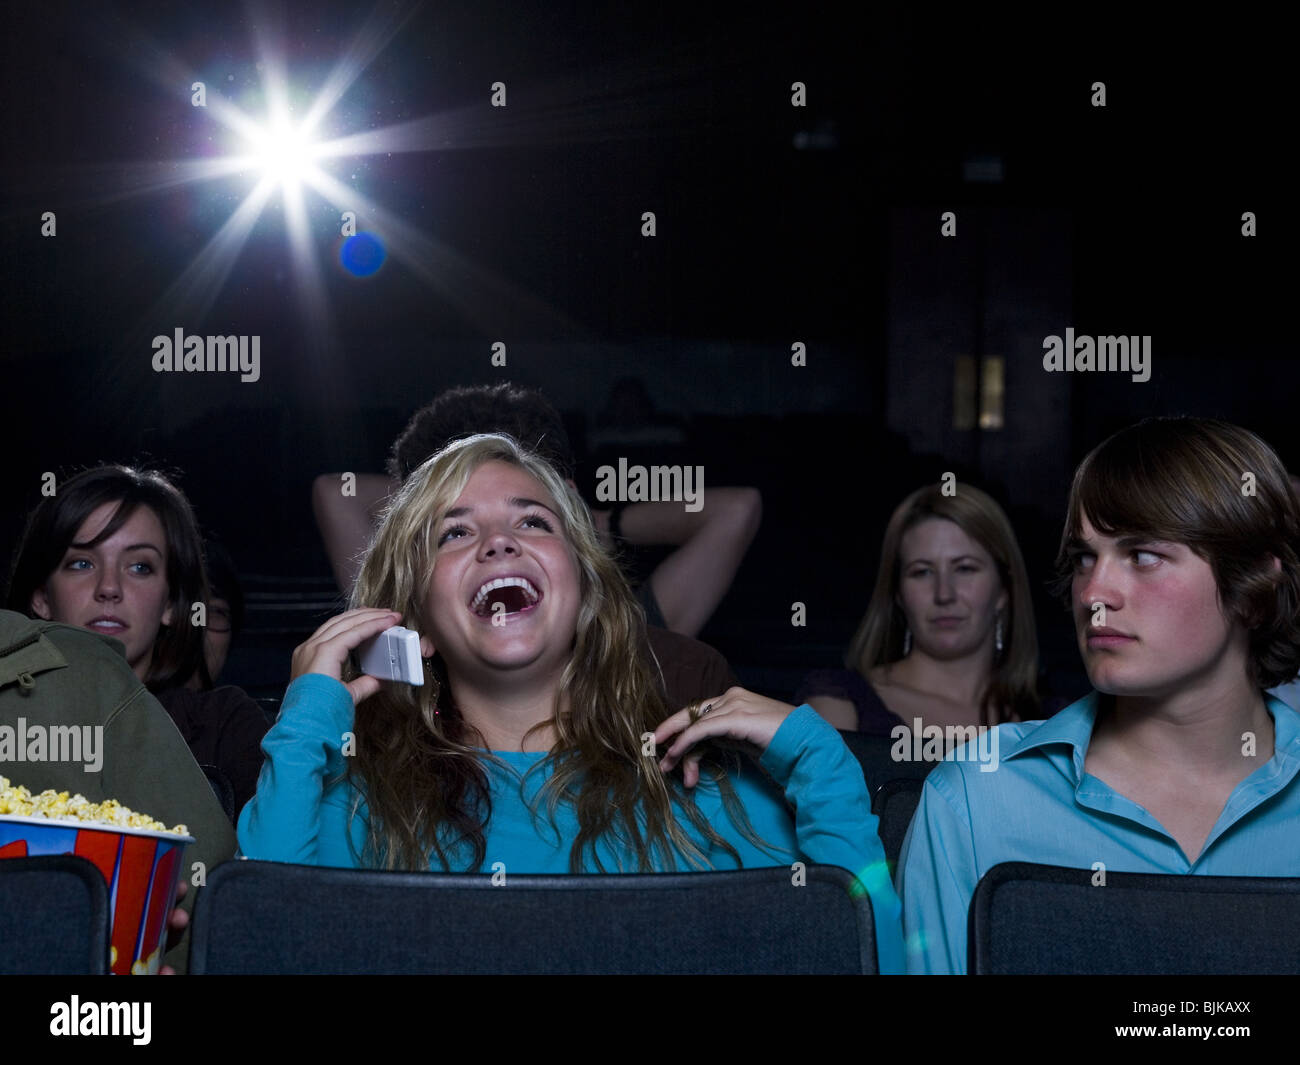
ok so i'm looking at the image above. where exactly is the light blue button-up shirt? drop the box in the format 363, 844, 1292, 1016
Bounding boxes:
896, 692, 1300, 974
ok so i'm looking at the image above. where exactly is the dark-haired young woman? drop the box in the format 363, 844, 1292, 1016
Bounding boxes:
8, 465, 268, 822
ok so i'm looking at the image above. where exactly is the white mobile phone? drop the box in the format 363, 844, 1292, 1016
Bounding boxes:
356, 626, 424, 685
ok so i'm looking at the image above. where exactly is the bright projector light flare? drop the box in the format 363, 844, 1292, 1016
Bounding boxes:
247, 118, 321, 186
109, 0, 583, 363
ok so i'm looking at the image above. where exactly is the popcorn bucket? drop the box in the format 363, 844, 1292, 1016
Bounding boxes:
0, 815, 193, 975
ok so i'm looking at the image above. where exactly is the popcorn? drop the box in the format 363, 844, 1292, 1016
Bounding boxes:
0, 775, 187, 835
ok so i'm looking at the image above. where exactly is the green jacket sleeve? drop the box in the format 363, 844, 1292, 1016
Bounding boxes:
0, 614, 236, 974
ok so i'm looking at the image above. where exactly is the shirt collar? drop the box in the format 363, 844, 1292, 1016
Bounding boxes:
1002, 691, 1099, 774
1268, 694, 1300, 774
1003, 689, 1300, 783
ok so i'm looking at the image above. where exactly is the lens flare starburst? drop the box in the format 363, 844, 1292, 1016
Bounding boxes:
247, 117, 322, 189
52, 0, 668, 368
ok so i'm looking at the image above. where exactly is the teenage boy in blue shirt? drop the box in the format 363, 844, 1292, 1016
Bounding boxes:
898, 417, 1300, 974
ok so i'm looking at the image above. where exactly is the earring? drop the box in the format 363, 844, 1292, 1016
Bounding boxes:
902, 628, 912, 656
995, 614, 1004, 657
424, 660, 441, 715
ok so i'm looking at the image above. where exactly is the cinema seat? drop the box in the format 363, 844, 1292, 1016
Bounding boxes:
871, 777, 926, 867
190, 860, 878, 974
0, 855, 110, 974
969, 861, 1300, 974
838, 730, 933, 798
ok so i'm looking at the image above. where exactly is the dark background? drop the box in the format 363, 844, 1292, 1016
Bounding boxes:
2, 3, 1293, 701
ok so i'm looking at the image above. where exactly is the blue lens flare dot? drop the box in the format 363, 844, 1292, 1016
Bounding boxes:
340, 232, 386, 277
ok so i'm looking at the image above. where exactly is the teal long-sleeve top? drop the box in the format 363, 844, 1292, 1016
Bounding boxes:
897, 692, 1300, 974
238, 673, 904, 973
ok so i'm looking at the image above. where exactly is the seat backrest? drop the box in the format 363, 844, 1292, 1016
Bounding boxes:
0, 854, 110, 975
870, 777, 926, 867
838, 730, 932, 796
191, 860, 877, 974
970, 861, 1300, 974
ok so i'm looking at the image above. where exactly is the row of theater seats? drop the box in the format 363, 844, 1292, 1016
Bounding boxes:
6, 855, 1300, 974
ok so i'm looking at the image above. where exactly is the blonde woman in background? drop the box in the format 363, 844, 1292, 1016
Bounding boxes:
798, 483, 1044, 736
